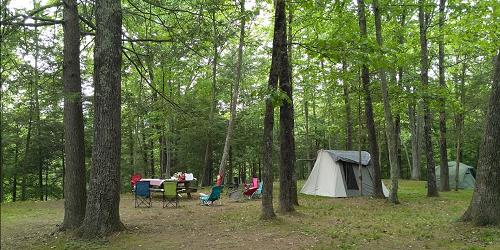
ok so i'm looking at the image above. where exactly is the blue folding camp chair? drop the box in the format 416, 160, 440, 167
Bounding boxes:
251, 182, 263, 199
199, 186, 222, 206
135, 181, 152, 208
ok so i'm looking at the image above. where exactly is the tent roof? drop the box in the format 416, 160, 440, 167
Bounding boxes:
436, 161, 474, 175
324, 150, 371, 165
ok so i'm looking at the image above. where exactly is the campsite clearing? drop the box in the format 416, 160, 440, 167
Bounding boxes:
2, 180, 500, 249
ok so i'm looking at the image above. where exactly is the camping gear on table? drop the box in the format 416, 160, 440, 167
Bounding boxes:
435, 161, 476, 189
301, 150, 389, 198
135, 181, 152, 208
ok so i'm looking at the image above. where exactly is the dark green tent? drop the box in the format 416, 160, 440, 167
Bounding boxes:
435, 161, 476, 189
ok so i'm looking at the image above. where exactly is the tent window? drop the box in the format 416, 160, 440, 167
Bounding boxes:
342, 164, 359, 190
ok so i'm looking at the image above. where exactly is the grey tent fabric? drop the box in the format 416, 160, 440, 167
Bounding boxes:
325, 150, 371, 166
436, 161, 475, 189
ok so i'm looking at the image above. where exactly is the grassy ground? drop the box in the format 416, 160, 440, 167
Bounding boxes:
1, 180, 499, 249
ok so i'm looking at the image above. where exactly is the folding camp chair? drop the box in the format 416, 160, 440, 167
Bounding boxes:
135, 181, 152, 208
199, 186, 222, 206
163, 181, 179, 208
251, 182, 263, 199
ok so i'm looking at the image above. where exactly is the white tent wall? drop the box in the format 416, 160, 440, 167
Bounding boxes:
300, 150, 390, 198
300, 151, 347, 197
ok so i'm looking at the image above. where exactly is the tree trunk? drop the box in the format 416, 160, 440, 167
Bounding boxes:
419, 0, 439, 197
33, 15, 44, 202
149, 137, 154, 177
409, 102, 421, 180
357, 0, 384, 198
438, 0, 450, 192
372, 0, 398, 204
277, 0, 295, 213
262, 0, 287, 220
61, 0, 87, 230
455, 62, 466, 191
461, 50, 500, 226
79, 0, 125, 237
343, 61, 353, 150
12, 138, 19, 202
218, 0, 245, 177
288, 6, 298, 207
202, 9, 218, 186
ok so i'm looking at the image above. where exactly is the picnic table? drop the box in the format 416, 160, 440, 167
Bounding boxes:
139, 178, 198, 198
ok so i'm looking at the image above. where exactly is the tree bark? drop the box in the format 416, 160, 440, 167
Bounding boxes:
357, 0, 384, 198
218, 0, 245, 177
288, 5, 298, 207
438, 0, 450, 192
61, 0, 87, 230
261, 0, 286, 220
343, 61, 353, 150
409, 102, 421, 180
277, 0, 295, 213
455, 62, 466, 191
462, 50, 500, 226
419, 0, 439, 197
202, 9, 218, 186
79, 0, 125, 238
372, 0, 398, 204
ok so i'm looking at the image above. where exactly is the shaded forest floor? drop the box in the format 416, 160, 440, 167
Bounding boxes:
2, 180, 500, 249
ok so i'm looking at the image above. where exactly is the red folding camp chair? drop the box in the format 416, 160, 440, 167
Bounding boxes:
131, 173, 142, 191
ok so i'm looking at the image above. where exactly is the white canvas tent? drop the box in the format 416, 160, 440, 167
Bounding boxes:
300, 150, 389, 197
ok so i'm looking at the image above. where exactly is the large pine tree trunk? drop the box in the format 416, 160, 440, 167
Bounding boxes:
357, 0, 384, 198
438, 0, 450, 192
79, 0, 125, 238
462, 50, 500, 226
218, 0, 245, 177
372, 0, 398, 203
419, 0, 439, 197
277, 0, 295, 213
61, 0, 87, 230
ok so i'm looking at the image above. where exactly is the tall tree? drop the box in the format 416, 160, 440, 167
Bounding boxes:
454, 61, 466, 191
342, 61, 353, 150
277, 0, 295, 213
202, 8, 218, 186
356, 0, 384, 198
78, 0, 125, 238
438, 0, 450, 191
61, 0, 86, 230
418, 0, 439, 197
218, 0, 245, 178
461, 50, 500, 226
372, 0, 398, 203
